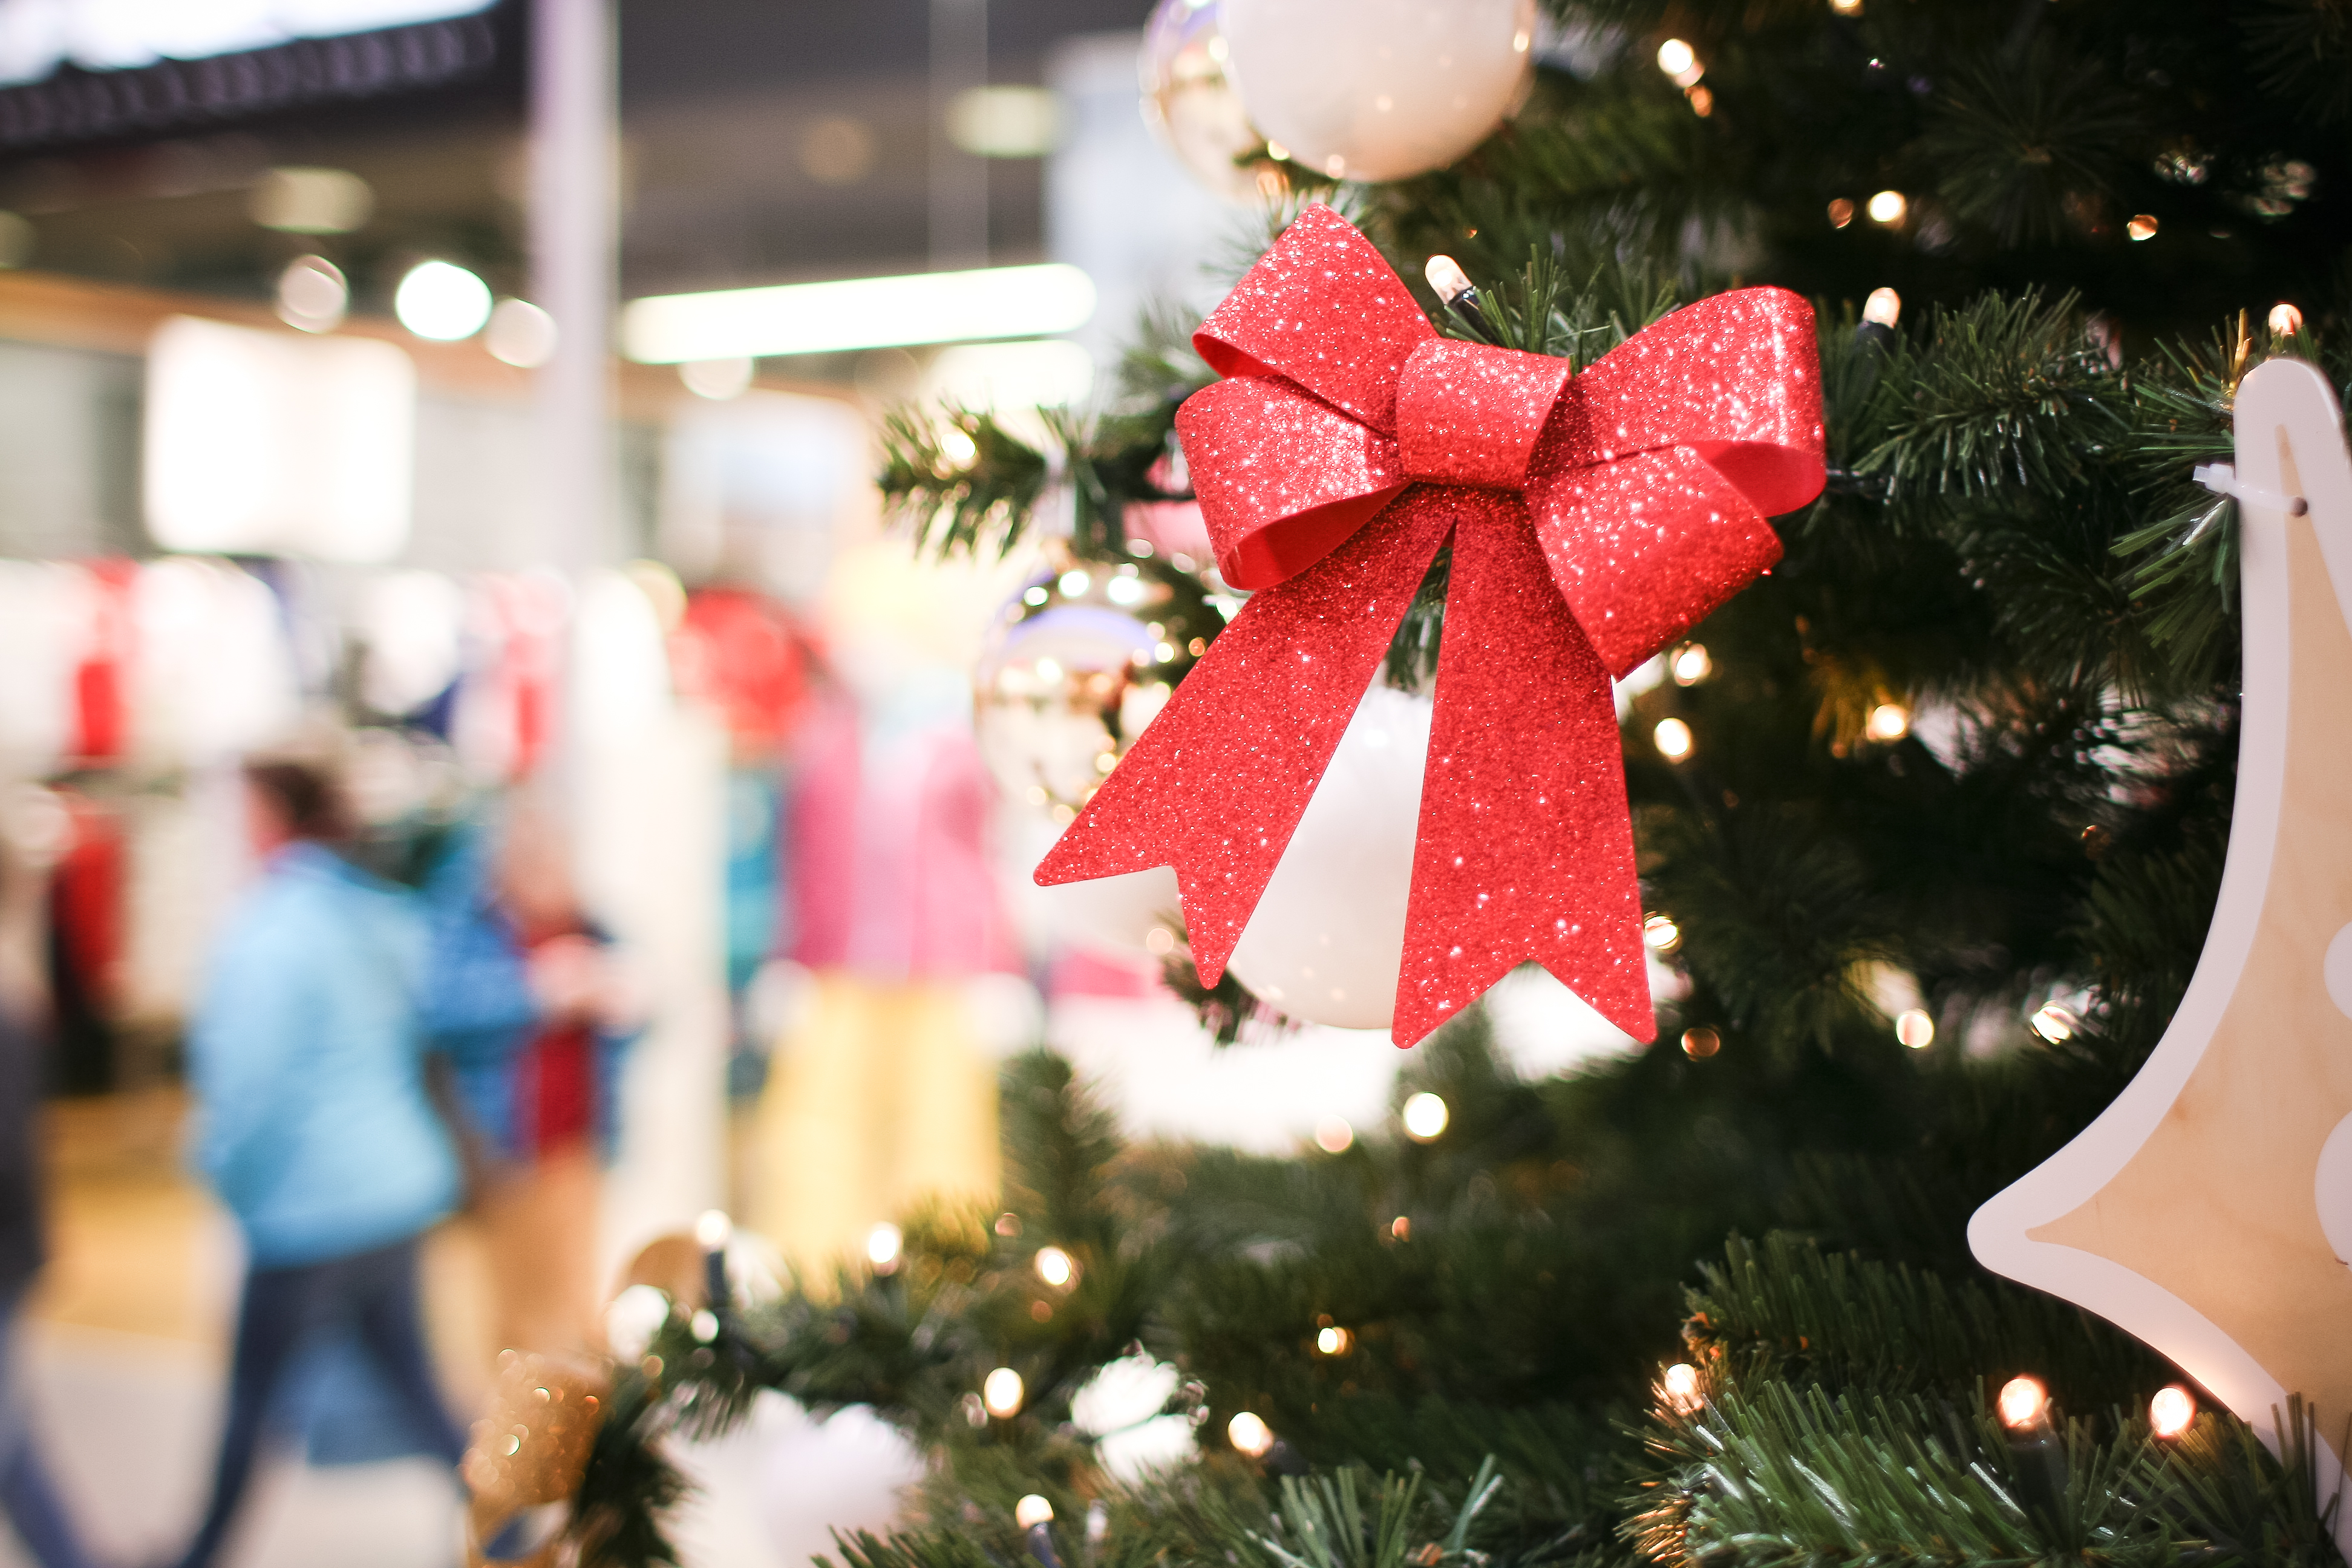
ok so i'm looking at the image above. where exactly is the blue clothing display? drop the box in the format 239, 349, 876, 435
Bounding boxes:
185, 843, 459, 1267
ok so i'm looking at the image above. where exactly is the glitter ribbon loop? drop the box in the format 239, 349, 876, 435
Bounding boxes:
1040, 204, 1825, 1047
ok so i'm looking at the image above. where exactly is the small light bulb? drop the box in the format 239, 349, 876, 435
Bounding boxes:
1828, 198, 1855, 229
694, 1209, 733, 1249
1401, 1091, 1449, 1141
1644, 914, 1682, 952
1829, 0, 1861, 13
984, 1367, 1025, 1417
1895, 1008, 1935, 1049
2270, 302, 2305, 336
1389, 1215, 1411, 1241
1265, 140, 1290, 162
866, 1221, 904, 1272
1866, 702, 1910, 741
681, 357, 754, 400
2150, 1385, 2195, 1439
275, 254, 347, 333
1424, 254, 1474, 303
1059, 570, 1091, 597
1227, 1411, 1274, 1456
1686, 84, 1714, 116
1016, 1494, 1056, 1529
1866, 189, 1908, 226
1998, 1375, 2048, 1430
1034, 656, 1063, 684
394, 258, 492, 341
1655, 718, 1694, 760
1681, 1027, 1722, 1059
1663, 1362, 1703, 1411
2127, 214, 2158, 241
1313, 1116, 1354, 1154
1671, 644, 1712, 685
1863, 288, 1901, 329
2029, 1004, 2077, 1044
1656, 38, 1701, 87
1034, 1246, 1075, 1288
1316, 1326, 1353, 1355
690, 1308, 719, 1342
486, 297, 557, 367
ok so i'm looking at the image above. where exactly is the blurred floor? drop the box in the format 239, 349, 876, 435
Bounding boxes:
1, 1091, 855, 1568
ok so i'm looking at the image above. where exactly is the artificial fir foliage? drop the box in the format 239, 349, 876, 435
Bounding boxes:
565, 2, 2352, 1564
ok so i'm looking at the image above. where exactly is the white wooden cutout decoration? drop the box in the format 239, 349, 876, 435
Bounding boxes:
1970, 356, 2352, 1555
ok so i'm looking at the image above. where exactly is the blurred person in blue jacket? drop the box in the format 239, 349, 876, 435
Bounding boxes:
423, 797, 641, 1358
0, 793, 95, 1568
171, 760, 469, 1568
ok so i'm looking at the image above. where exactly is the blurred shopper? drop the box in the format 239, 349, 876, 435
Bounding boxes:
424, 797, 639, 1357
172, 760, 468, 1568
0, 794, 96, 1568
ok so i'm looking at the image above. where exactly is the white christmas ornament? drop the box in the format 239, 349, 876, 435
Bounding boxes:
1140, 0, 1270, 201
1221, 0, 1536, 183
1227, 682, 1428, 1031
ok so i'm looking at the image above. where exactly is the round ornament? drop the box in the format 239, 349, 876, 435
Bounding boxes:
1140, 0, 1272, 203
979, 563, 1201, 956
1221, 0, 1536, 183
1227, 683, 1429, 1030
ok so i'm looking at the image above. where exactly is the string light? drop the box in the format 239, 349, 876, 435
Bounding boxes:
1863, 288, 1901, 328
1034, 1246, 1076, 1289
394, 259, 492, 341
1829, 0, 1861, 13
1316, 1326, 1354, 1355
1866, 189, 1908, 225
939, 427, 978, 466
1663, 1362, 1704, 1413
1313, 1116, 1355, 1153
1682, 1027, 1722, 1059
1687, 85, 1714, 117
2270, 302, 2305, 336
1655, 718, 1694, 760
1644, 914, 1682, 953
1016, 1495, 1055, 1529
1828, 198, 1855, 229
690, 1308, 719, 1342
984, 1367, 1026, 1417
1227, 1411, 1275, 1457
2150, 1385, 2195, 1439
2128, 214, 2159, 241
275, 255, 347, 333
486, 298, 558, 368
1895, 1008, 1935, 1049
1998, 1375, 2048, 1430
1671, 644, 1712, 684
1656, 39, 1702, 87
2029, 1004, 2078, 1044
867, 1221, 904, 1273
1059, 570, 1091, 596
1402, 1092, 1450, 1141
1866, 702, 1910, 742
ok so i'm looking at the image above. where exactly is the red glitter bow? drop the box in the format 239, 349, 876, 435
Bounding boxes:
1038, 205, 1824, 1046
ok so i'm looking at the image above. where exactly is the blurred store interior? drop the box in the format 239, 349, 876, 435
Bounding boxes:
0, 3, 1625, 1565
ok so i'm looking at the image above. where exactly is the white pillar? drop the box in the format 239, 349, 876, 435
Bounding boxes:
531, 0, 618, 573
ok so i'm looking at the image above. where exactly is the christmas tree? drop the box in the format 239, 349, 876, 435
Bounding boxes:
564, 4, 2352, 1565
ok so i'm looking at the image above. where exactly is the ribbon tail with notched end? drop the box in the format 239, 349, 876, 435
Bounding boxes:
1393, 491, 1653, 1048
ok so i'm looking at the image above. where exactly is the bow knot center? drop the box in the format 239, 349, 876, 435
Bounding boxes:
1396, 338, 1574, 492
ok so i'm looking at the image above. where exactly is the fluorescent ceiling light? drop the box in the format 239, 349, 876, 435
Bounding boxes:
622, 264, 1098, 364
0, 0, 498, 84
